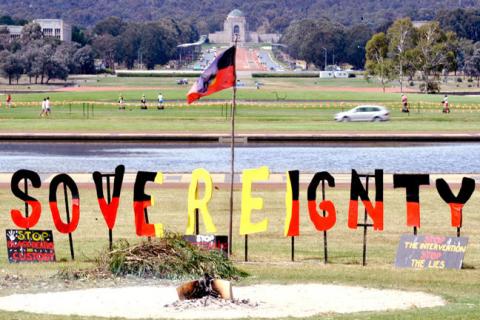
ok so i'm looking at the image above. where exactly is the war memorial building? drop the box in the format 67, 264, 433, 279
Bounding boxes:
208, 9, 280, 44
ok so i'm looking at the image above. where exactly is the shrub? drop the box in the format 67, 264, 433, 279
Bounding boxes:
457, 77, 463, 83
419, 81, 440, 93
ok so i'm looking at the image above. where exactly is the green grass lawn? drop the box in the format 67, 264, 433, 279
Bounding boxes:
0, 185, 479, 319
1, 103, 480, 133
2, 76, 480, 105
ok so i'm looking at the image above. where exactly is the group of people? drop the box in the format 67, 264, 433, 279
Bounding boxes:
40, 97, 51, 117
119, 93, 165, 110
401, 94, 450, 114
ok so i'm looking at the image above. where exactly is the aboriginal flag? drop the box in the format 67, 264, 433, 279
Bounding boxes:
187, 46, 236, 104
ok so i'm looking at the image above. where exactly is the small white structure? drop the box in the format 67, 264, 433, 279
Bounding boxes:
334, 71, 349, 78
319, 71, 350, 78
319, 71, 335, 78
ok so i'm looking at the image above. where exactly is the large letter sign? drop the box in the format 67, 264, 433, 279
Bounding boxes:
240, 166, 270, 235
133, 171, 164, 237
10, 170, 42, 229
93, 165, 125, 230
186, 168, 217, 234
436, 177, 475, 228
348, 169, 384, 231
307, 172, 336, 231
284, 170, 300, 236
49, 174, 80, 234
393, 174, 430, 228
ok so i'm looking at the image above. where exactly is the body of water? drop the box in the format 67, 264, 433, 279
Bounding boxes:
0, 142, 478, 173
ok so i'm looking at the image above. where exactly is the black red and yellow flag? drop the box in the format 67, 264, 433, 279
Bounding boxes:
187, 46, 236, 104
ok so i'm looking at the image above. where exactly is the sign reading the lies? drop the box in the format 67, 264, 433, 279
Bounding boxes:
6, 229, 56, 263
5, 165, 477, 261
395, 234, 468, 269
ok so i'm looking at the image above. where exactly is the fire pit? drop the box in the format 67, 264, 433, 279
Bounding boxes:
176, 274, 233, 300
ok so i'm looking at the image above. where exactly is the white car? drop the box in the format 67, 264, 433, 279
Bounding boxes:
334, 105, 390, 122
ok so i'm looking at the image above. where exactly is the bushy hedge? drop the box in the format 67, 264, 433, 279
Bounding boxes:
117, 72, 201, 78
252, 72, 319, 78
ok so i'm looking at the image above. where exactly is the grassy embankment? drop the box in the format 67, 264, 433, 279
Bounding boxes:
0, 77, 479, 133
0, 184, 479, 319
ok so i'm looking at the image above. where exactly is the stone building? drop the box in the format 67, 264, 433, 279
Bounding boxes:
208, 9, 280, 44
0, 19, 71, 42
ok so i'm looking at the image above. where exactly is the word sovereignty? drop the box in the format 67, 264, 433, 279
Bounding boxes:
7, 166, 476, 239
6, 229, 56, 263
395, 235, 468, 269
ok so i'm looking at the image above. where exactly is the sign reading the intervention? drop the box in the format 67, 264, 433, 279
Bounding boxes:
395, 234, 468, 270
184, 235, 228, 257
6, 229, 56, 263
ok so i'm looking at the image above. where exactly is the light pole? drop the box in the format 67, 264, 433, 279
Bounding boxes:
322, 47, 327, 71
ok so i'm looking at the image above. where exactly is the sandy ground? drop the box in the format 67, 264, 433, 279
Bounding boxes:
0, 284, 444, 319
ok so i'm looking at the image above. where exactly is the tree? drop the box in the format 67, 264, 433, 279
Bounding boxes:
73, 45, 95, 74
20, 22, 43, 44
413, 22, 449, 92
45, 58, 69, 83
387, 18, 416, 92
92, 34, 117, 69
281, 18, 346, 69
365, 32, 393, 93
116, 24, 142, 69
72, 26, 91, 46
344, 24, 374, 70
93, 16, 126, 36
0, 50, 24, 84
464, 46, 480, 86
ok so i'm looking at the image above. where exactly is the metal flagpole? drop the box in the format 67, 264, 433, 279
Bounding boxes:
228, 34, 239, 256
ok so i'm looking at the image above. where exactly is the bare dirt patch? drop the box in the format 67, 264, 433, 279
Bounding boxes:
0, 283, 444, 319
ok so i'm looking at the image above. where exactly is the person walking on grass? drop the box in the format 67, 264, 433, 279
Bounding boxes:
40, 98, 47, 117
45, 97, 51, 115
442, 95, 450, 113
401, 94, 409, 114
157, 92, 164, 110
141, 94, 147, 110
6, 94, 12, 108
119, 95, 125, 110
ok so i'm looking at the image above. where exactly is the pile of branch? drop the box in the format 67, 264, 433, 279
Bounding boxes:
99, 235, 247, 280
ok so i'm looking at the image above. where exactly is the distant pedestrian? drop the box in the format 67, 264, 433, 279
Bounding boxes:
6, 94, 11, 108
141, 94, 147, 109
157, 93, 164, 110
442, 95, 450, 113
119, 95, 125, 110
401, 94, 409, 113
40, 98, 47, 117
45, 97, 51, 115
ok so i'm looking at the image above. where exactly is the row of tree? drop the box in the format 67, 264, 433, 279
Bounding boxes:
0, 23, 94, 84
91, 17, 198, 70
0, 16, 198, 84
280, 19, 375, 70
365, 18, 480, 92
